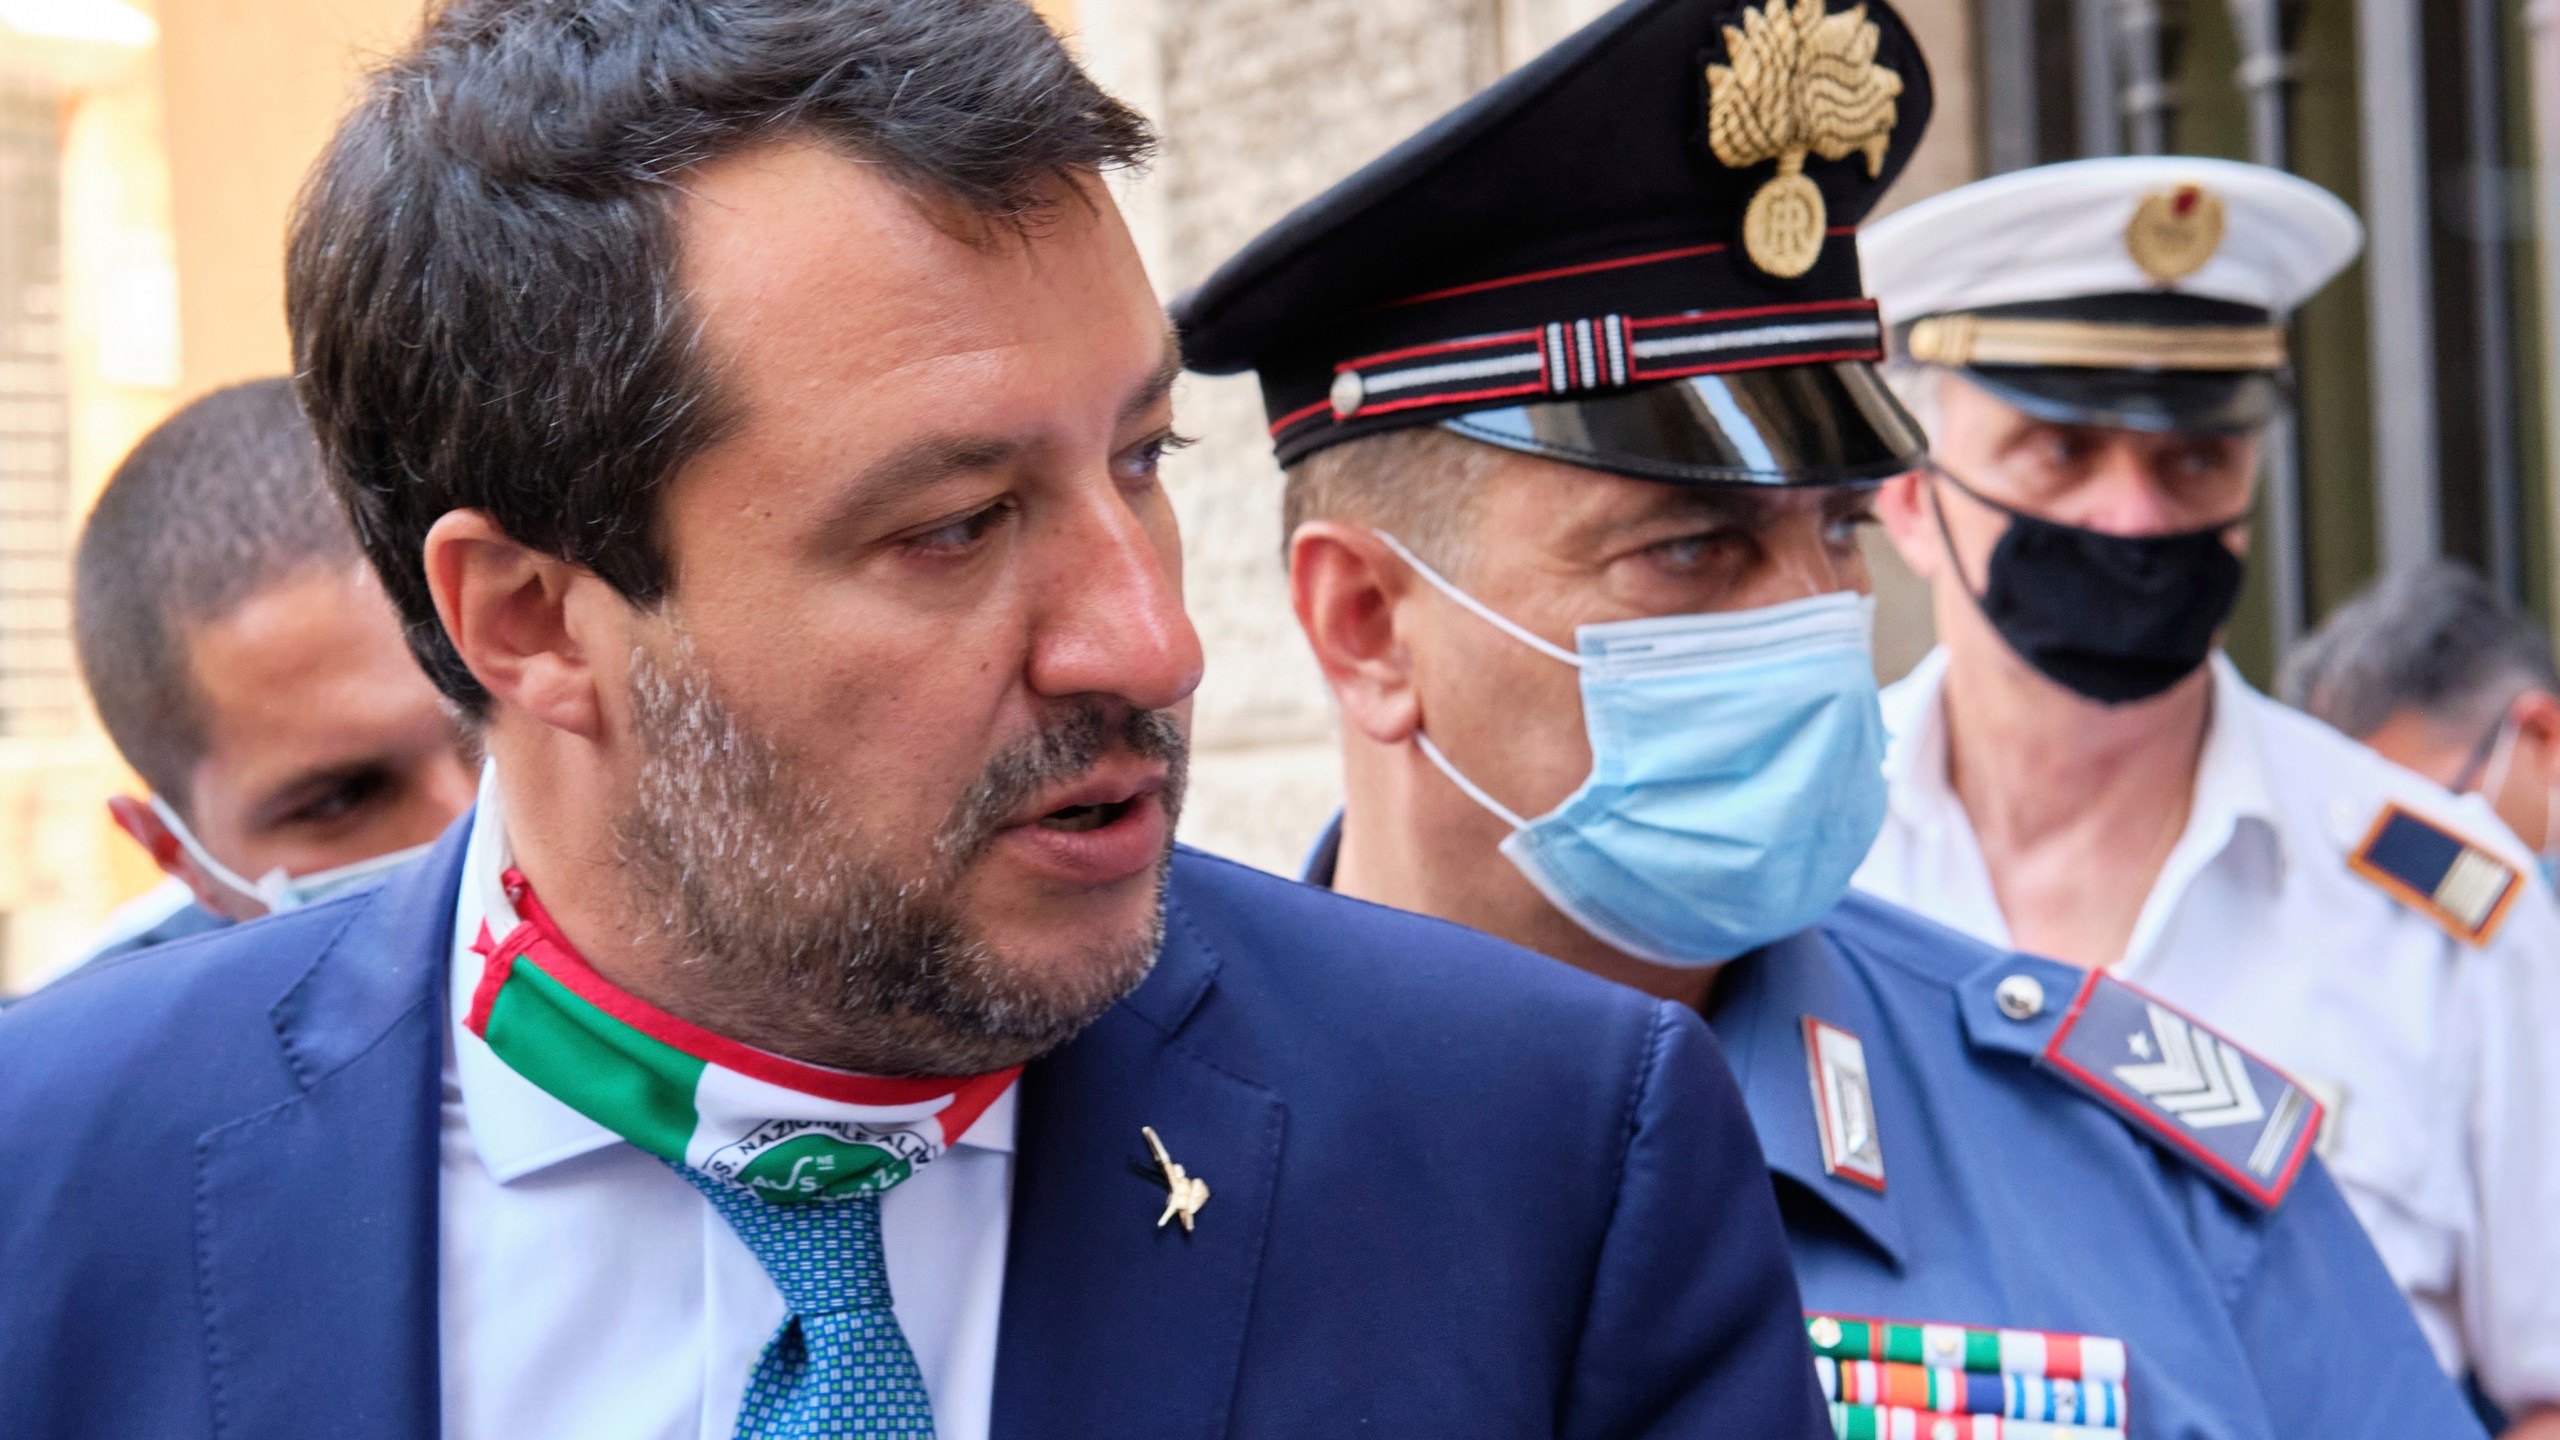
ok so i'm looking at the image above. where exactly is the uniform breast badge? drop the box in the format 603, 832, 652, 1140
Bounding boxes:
1806, 1313, 2130, 1439
2039, 972, 2321, 1209
1803, 1018, 1886, 1191
1141, 1125, 1209, 1234
1705, 0, 1904, 278
2348, 802, 2522, 946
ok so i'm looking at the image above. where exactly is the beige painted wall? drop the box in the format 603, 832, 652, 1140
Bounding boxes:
0, 14, 180, 992
158, 0, 425, 397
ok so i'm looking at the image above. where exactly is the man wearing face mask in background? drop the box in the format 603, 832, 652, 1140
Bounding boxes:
2284, 560, 2560, 892
1179, 3, 2478, 1436
1854, 158, 2560, 1435
57, 379, 477, 978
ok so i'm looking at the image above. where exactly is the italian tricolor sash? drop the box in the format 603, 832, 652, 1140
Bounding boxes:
467, 867, 1017, 1205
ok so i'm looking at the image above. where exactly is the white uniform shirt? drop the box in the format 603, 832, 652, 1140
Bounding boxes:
438, 774, 1015, 1439
1857, 649, 2560, 1412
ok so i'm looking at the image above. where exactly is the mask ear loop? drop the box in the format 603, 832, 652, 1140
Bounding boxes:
1413, 732, 1534, 831
1923, 461, 1999, 604
2466, 709, 2518, 802
1371, 530, 1576, 833
146, 794, 279, 913
1371, 530, 1585, 668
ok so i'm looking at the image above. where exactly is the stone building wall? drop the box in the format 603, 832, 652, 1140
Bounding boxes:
1073, 0, 1979, 876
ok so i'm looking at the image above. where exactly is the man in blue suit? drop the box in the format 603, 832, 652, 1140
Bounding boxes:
0, 1, 1828, 1437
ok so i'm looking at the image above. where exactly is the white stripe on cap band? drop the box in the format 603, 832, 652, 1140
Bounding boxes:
1361, 351, 1548, 396
1632, 318, 1881, 360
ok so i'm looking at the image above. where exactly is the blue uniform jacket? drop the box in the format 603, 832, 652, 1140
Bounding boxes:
1713, 894, 2482, 1440
0, 821, 1830, 1440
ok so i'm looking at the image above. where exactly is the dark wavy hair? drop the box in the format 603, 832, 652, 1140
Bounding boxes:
287, 0, 1154, 711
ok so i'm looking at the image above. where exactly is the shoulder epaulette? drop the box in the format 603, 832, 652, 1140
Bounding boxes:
2038, 972, 2320, 1209
2347, 802, 2521, 946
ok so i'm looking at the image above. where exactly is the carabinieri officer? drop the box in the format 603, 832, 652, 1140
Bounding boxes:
1173, 0, 2482, 1436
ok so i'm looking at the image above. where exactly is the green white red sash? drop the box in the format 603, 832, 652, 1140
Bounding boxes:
466, 867, 1017, 1205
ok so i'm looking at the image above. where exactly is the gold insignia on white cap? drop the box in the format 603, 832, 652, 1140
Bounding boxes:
1859, 158, 2364, 329
2124, 183, 2228, 284
1705, 0, 1903, 279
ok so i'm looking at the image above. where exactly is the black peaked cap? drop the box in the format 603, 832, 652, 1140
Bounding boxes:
1174, 0, 1936, 480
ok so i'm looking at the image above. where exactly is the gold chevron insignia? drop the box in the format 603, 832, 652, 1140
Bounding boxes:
1705, 0, 1904, 279
2125, 184, 2227, 283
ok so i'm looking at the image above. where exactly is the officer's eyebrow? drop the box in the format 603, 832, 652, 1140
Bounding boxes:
1644, 485, 1787, 530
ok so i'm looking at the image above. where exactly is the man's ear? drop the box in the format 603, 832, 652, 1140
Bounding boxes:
1289, 520, 1423, 746
1874, 468, 1945, 580
2512, 688, 2560, 775
422, 511, 612, 740
106, 793, 183, 877
105, 793, 261, 921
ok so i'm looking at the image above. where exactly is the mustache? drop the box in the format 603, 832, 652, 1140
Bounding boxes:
938, 702, 1189, 867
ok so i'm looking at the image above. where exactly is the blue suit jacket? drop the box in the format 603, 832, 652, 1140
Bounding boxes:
0, 823, 1827, 1439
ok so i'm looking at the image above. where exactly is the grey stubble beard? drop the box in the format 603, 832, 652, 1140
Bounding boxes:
611, 637, 1186, 1076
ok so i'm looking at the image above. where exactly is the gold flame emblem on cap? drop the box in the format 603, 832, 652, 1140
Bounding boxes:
1706, 0, 1904, 279
2125, 184, 2227, 283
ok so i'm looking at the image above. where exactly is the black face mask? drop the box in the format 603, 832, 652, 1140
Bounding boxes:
1929, 464, 2247, 705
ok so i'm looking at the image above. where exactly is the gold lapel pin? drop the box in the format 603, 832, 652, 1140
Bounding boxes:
1141, 1125, 1210, 1234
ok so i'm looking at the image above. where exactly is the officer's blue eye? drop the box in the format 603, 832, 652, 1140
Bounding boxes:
1647, 533, 1731, 571
1825, 513, 1876, 547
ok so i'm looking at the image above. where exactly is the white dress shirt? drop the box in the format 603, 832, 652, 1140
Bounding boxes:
1857, 649, 2560, 1412
438, 773, 1015, 1439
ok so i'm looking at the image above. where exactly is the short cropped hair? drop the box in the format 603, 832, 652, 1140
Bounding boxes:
72, 379, 357, 810
2281, 560, 2560, 740
1281, 427, 1509, 577
288, 0, 1154, 712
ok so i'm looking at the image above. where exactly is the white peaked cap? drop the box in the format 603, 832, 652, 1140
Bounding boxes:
1859, 156, 2365, 328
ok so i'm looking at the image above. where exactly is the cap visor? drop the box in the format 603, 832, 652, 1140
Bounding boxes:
1440, 362, 1928, 486
1961, 365, 2281, 436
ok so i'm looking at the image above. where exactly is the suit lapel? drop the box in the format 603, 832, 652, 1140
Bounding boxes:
991, 887, 1286, 1440
194, 822, 467, 1440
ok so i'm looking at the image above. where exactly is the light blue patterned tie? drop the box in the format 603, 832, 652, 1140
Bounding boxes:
671, 1163, 938, 1439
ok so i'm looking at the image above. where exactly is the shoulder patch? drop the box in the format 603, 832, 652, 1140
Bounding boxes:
2348, 803, 2521, 946
2039, 972, 2320, 1209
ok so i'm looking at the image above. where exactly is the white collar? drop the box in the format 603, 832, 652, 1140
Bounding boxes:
1883, 647, 2289, 962
447, 763, 1016, 1186
2110, 654, 2289, 964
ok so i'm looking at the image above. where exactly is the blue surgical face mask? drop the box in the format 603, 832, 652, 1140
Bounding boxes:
148, 794, 431, 917
1378, 531, 1888, 966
